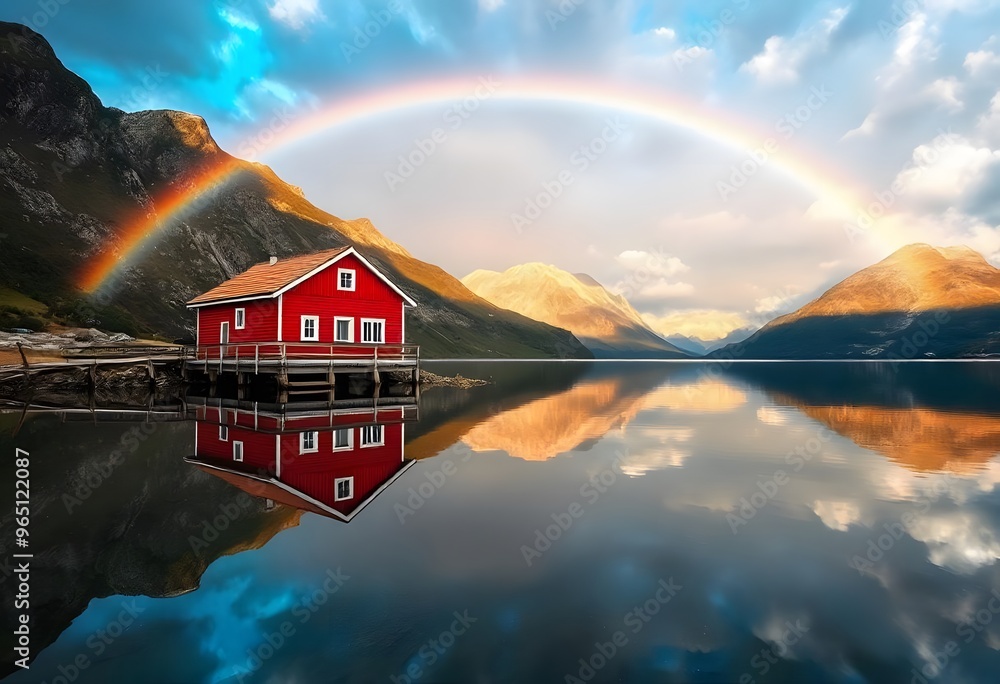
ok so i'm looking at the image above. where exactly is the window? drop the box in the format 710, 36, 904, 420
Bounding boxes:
338, 269, 355, 291
361, 318, 385, 344
301, 316, 319, 341
334, 428, 353, 451
361, 424, 384, 447
219, 425, 228, 442
334, 477, 354, 501
235, 308, 246, 330
334, 317, 354, 343
233, 441, 244, 462
300, 431, 319, 453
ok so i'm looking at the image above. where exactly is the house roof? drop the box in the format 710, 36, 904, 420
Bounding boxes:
187, 246, 417, 307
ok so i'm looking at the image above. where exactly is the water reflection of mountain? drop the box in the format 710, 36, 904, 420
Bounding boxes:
420, 362, 699, 461
187, 399, 418, 521
725, 363, 1000, 473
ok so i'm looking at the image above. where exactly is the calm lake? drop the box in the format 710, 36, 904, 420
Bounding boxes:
4, 361, 1000, 684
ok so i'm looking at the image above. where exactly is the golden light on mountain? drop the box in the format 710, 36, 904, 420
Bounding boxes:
793, 404, 1000, 474
461, 378, 647, 460
776, 244, 1000, 325
462, 263, 687, 356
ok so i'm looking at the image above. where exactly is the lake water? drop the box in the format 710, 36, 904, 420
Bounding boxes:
3, 361, 1000, 684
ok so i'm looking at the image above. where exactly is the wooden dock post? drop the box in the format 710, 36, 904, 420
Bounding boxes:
16, 342, 29, 369
327, 369, 336, 403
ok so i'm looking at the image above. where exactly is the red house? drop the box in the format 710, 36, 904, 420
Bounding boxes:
187, 402, 417, 521
187, 246, 418, 349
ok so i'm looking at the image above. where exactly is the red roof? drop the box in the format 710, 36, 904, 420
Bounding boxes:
187, 247, 350, 305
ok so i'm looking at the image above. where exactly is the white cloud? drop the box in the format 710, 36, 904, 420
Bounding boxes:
640, 280, 695, 298
479, 0, 505, 11
615, 250, 689, 278
267, 0, 324, 29
740, 7, 848, 84
978, 92, 1000, 144
925, 76, 964, 112
653, 27, 676, 40
964, 48, 1000, 76
894, 134, 1000, 204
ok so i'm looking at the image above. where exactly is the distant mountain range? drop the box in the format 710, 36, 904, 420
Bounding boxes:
462, 263, 689, 358
721, 244, 1000, 359
0, 22, 590, 359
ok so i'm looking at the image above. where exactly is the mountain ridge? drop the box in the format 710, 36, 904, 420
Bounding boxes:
462, 262, 689, 358
0, 22, 591, 359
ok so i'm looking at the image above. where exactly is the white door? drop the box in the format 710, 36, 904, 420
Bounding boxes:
220, 321, 230, 344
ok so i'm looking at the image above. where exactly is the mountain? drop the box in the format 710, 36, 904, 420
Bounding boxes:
723, 244, 1000, 359
0, 23, 590, 359
461, 263, 689, 358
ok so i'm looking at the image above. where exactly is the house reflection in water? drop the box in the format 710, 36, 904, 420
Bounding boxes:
186, 399, 419, 522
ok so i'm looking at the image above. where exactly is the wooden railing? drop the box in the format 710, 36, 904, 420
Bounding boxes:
187, 342, 420, 369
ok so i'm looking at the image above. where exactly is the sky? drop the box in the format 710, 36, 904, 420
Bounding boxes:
7, 0, 1000, 340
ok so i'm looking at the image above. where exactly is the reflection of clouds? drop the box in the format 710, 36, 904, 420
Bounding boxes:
812, 500, 861, 532
620, 428, 692, 477
643, 379, 747, 413
756, 406, 792, 426
908, 511, 1000, 574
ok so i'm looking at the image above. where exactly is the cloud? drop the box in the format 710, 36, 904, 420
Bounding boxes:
813, 500, 862, 532
268, 0, 325, 29
894, 133, 1000, 207
479, 0, 505, 11
615, 250, 690, 278
740, 6, 848, 84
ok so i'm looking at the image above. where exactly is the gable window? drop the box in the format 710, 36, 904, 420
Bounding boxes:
235, 308, 246, 330
301, 316, 319, 341
338, 268, 356, 291
334, 477, 354, 501
334, 317, 354, 343
300, 431, 319, 454
233, 441, 244, 462
219, 425, 228, 442
360, 424, 384, 447
334, 428, 353, 451
361, 318, 385, 344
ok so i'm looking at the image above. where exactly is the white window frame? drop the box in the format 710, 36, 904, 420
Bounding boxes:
233, 441, 244, 462
333, 428, 354, 451
219, 425, 228, 442
334, 477, 354, 501
234, 308, 246, 330
334, 316, 354, 343
360, 318, 385, 344
300, 315, 319, 342
337, 268, 356, 292
360, 424, 384, 448
300, 431, 319, 454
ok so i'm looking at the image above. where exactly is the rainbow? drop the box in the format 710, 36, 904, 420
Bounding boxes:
79, 75, 871, 294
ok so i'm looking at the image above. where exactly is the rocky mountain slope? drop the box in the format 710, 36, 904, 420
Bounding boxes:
722, 244, 1000, 359
0, 23, 590, 359
462, 263, 689, 358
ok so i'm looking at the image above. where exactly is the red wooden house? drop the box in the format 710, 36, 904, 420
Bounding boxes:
187, 246, 418, 349
187, 402, 416, 521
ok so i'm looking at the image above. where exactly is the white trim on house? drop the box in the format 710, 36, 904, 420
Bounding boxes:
185, 458, 417, 523
233, 441, 244, 462
277, 294, 283, 342
219, 425, 228, 441
275, 435, 281, 479
337, 268, 356, 291
334, 476, 355, 501
401, 302, 405, 343
185, 247, 418, 308
360, 424, 384, 448
333, 427, 353, 451
334, 316, 354, 343
360, 318, 385, 344
234, 307, 246, 329
300, 315, 319, 342
300, 431, 319, 454
196, 308, 200, 346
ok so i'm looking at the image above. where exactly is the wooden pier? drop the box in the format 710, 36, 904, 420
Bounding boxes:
1, 341, 420, 400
